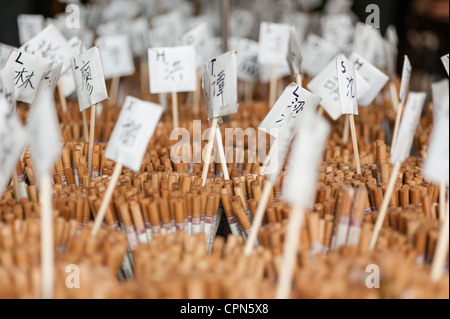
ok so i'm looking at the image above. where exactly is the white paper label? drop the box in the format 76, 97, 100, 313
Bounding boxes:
301, 34, 338, 77
105, 96, 164, 172
307, 56, 370, 120
230, 9, 256, 39
287, 26, 303, 78
350, 52, 389, 106
41, 62, 63, 92
257, 22, 290, 66
390, 92, 426, 164
0, 43, 15, 68
431, 79, 449, 127
441, 54, 449, 76
202, 51, 239, 119
399, 55, 412, 105
259, 83, 322, 139
321, 14, 354, 50
337, 54, 359, 115
17, 14, 45, 45
236, 38, 259, 82
20, 24, 67, 63
182, 22, 211, 68
96, 34, 135, 79
71, 46, 109, 111
27, 86, 62, 178
148, 46, 197, 94
352, 22, 379, 66
3, 49, 53, 104
282, 113, 330, 207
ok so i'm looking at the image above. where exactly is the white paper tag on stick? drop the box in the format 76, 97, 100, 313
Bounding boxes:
71, 46, 109, 111
441, 54, 449, 76
350, 52, 389, 107
202, 51, 239, 119
96, 34, 135, 79
336, 54, 358, 115
257, 22, 290, 66
301, 34, 338, 77
148, 46, 197, 94
17, 14, 45, 45
431, 79, 449, 127
307, 57, 369, 120
286, 26, 302, 80
390, 92, 426, 164
182, 22, 211, 69
258, 83, 322, 139
399, 55, 412, 105
236, 38, 259, 82
3, 49, 53, 104
283, 113, 330, 208
105, 96, 164, 172
20, 24, 67, 62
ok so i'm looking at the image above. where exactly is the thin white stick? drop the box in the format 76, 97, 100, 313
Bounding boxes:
260, 138, 278, 175
87, 104, 96, 178
90, 163, 123, 237
244, 180, 273, 255
57, 80, 68, 114
82, 110, 89, 142
369, 161, 401, 250
389, 81, 399, 112
40, 172, 54, 299
172, 91, 179, 129
439, 181, 447, 224
269, 65, 277, 107
140, 58, 148, 98
430, 203, 449, 282
110, 76, 120, 105
349, 114, 362, 175
215, 126, 229, 180
276, 204, 304, 299
201, 118, 218, 187
343, 115, 350, 144
317, 105, 324, 117
295, 73, 302, 87
391, 102, 404, 155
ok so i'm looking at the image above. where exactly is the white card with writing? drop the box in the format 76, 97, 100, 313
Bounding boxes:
3, 49, 53, 104
350, 52, 389, 106
202, 51, 239, 119
287, 26, 302, 79
148, 46, 197, 94
105, 96, 164, 172
283, 113, 330, 207
390, 92, 426, 164
431, 79, 449, 127
0, 43, 15, 68
398, 55, 412, 105
96, 34, 135, 79
40, 62, 63, 92
182, 22, 211, 68
27, 86, 62, 178
230, 9, 256, 39
20, 24, 67, 63
17, 14, 45, 45
352, 22, 379, 66
301, 34, 338, 77
422, 113, 449, 186
257, 22, 290, 66
259, 83, 322, 139
71, 46, 109, 111
441, 54, 449, 76
337, 54, 358, 115
236, 38, 259, 82
307, 57, 370, 120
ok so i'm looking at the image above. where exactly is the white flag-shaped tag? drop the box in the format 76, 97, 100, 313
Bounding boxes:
41, 62, 63, 92
148, 46, 197, 94
202, 51, 239, 119
259, 83, 322, 139
0, 43, 15, 68
301, 34, 338, 77
20, 24, 67, 62
282, 12, 310, 45
59, 37, 86, 97
337, 55, 358, 115
441, 54, 449, 76
257, 22, 290, 66
0, 73, 28, 197
350, 52, 389, 106
230, 9, 256, 39
307, 57, 370, 120
283, 113, 330, 207
236, 38, 259, 82
286, 26, 303, 79
3, 49, 53, 104
105, 96, 164, 172
431, 79, 449, 127
71, 46, 109, 111
352, 22, 379, 65
96, 34, 135, 79
390, 92, 426, 164
27, 86, 62, 178
182, 22, 211, 69
398, 55, 412, 105
17, 14, 45, 45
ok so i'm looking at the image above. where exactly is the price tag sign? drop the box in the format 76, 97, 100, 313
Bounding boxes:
148, 46, 197, 94
202, 51, 239, 119
301, 34, 338, 77
96, 34, 135, 79
71, 46, 109, 111
105, 96, 164, 172
257, 22, 290, 66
